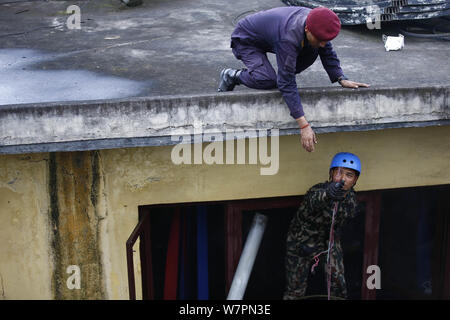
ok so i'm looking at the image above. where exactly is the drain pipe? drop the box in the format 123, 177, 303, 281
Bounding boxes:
227, 213, 268, 300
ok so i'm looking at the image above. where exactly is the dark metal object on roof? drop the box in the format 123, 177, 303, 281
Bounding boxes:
281, 0, 450, 25
121, 0, 143, 7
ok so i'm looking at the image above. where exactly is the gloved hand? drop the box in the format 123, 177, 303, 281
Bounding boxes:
327, 180, 346, 201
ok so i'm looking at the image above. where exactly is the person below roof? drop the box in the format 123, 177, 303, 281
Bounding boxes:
283, 152, 362, 300
218, 7, 369, 152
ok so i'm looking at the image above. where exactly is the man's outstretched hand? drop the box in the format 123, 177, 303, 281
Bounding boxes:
340, 79, 370, 89
296, 116, 317, 152
300, 125, 317, 152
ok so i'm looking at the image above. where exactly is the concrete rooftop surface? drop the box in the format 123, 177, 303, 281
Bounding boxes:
0, 0, 449, 154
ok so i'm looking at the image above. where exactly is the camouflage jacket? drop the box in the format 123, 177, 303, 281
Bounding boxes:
286, 181, 358, 256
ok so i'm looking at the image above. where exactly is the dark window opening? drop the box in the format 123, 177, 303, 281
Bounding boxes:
148, 204, 226, 300
377, 184, 450, 300
127, 184, 450, 300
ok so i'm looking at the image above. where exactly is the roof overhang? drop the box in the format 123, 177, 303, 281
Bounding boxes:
0, 85, 448, 155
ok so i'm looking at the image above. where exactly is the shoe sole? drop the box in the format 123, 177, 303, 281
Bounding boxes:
217, 68, 235, 92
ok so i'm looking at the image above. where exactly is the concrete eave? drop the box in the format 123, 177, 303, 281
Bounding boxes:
0, 85, 448, 155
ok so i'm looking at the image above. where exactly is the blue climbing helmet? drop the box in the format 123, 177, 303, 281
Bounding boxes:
330, 152, 361, 175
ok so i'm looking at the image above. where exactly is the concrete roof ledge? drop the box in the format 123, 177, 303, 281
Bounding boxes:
0, 85, 448, 154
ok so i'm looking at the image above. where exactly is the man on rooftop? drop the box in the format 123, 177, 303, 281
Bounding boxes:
218, 6, 369, 152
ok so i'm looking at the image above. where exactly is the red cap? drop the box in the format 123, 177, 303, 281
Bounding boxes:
306, 7, 341, 41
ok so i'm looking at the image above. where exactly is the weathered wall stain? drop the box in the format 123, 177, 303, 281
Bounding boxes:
49, 151, 105, 299
0, 273, 5, 299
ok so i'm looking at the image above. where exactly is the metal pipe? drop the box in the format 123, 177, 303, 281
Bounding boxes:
227, 213, 268, 300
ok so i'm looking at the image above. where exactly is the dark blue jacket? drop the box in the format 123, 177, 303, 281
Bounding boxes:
231, 7, 344, 119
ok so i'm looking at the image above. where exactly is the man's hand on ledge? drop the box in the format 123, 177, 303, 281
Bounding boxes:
340, 79, 370, 89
